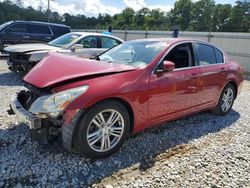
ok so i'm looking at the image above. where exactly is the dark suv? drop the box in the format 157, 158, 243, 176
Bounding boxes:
0, 20, 71, 51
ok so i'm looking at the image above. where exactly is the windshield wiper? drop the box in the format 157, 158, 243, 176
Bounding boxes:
91, 55, 100, 60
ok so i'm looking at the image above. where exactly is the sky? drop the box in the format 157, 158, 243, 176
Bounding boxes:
3, 0, 237, 17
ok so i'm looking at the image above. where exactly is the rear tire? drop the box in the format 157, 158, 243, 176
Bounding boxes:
75, 100, 130, 158
212, 83, 236, 116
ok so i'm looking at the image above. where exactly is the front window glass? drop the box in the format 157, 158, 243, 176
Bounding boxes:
6, 24, 29, 33
78, 36, 98, 48
48, 33, 81, 48
164, 43, 193, 69
0, 21, 13, 31
99, 41, 166, 68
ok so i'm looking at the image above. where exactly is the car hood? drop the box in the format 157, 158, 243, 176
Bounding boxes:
24, 53, 138, 88
4, 43, 61, 53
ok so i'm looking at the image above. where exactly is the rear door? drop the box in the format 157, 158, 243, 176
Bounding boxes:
194, 43, 226, 105
29, 24, 53, 43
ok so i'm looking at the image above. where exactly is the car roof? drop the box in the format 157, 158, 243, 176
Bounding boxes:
126, 37, 220, 49
70, 32, 125, 42
128, 37, 204, 43
12, 20, 70, 28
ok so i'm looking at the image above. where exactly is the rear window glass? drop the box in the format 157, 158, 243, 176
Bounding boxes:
214, 48, 224, 63
30, 25, 51, 34
50, 26, 70, 36
100, 36, 121, 48
196, 43, 216, 65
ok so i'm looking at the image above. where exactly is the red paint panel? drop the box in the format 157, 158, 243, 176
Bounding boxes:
24, 52, 137, 88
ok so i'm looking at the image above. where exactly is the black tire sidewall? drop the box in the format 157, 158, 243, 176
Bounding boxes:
76, 100, 130, 158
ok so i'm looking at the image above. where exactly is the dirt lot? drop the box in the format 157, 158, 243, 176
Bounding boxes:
0, 59, 249, 187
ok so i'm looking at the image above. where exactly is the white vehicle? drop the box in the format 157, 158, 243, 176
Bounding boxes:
4, 32, 124, 75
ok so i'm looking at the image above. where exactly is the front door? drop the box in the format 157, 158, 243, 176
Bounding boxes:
149, 42, 202, 121
2, 23, 30, 44
73, 36, 103, 59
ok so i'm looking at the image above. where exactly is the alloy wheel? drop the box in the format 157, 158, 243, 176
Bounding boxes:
221, 87, 234, 112
87, 109, 125, 152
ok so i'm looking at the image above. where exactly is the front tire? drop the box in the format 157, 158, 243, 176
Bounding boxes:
212, 83, 236, 115
75, 100, 130, 158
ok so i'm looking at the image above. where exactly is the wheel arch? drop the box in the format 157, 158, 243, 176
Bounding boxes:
214, 80, 238, 108
62, 97, 135, 152
225, 80, 238, 99
89, 97, 135, 134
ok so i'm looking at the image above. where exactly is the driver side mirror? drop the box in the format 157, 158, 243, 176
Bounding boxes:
156, 61, 175, 73
71, 44, 83, 52
163, 61, 175, 72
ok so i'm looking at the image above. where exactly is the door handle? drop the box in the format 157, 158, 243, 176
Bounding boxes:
46, 36, 52, 40
189, 74, 199, 79
22, 36, 30, 39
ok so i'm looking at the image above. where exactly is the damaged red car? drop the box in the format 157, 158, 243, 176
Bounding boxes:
9, 38, 243, 158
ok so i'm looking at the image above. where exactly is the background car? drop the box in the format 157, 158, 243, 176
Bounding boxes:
8, 38, 243, 158
4, 32, 124, 75
0, 20, 70, 51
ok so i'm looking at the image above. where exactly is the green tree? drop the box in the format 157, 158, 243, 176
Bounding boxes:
189, 0, 216, 31
0, 0, 249, 32
121, 7, 135, 29
169, 0, 193, 30
212, 4, 232, 31
15, 0, 23, 8
148, 9, 165, 29
228, 0, 250, 32
135, 8, 150, 29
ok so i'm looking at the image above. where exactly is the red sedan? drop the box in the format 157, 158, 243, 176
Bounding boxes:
9, 38, 243, 158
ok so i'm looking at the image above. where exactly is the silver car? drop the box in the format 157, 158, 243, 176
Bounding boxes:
4, 32, 124, 75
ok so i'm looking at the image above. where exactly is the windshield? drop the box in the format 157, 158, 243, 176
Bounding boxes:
99, 40, 166, 68
48, 33, 81, 48
0, 21, 13, 31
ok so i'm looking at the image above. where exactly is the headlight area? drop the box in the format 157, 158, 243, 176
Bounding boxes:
29, 85, 89, 118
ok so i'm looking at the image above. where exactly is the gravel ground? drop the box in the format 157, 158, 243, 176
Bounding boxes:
0, 59, 249, 188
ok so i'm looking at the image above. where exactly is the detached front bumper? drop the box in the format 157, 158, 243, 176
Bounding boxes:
10, 97, 41, 129
7, 53, 32, 73
9, 96, 51, 144
7, 59, 28, 73
7, 60, 20, 73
